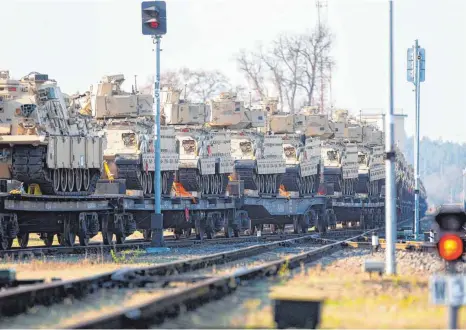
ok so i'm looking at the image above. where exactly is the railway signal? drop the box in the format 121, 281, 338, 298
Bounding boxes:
434, 205, 466, 262
141, 1, 167, 35
430, 205, 466, 329
141, 1, 168, 248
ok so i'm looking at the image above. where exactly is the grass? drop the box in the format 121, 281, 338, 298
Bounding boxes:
235, 256, 464, 329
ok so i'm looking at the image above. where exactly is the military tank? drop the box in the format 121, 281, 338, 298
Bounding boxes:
0, 71, 105, 195
208, 94, 285, 195
76, 74, 179, 196
267, 103, 321, 196
352, 122, 385, 197
162, 87, 234, 196
299, 108, 359, 196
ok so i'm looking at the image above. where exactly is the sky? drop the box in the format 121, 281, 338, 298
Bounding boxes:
1, 0, 465, 142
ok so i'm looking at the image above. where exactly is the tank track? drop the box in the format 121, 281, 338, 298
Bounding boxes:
116, 162, 175, 197
356, 173, 369, 194
12, 146, 100, 196
323, 167, 342, 193
178, 168, 229, 196
234, 160, 257, 190
234, 160, 282, 195
281, 166, 319, 196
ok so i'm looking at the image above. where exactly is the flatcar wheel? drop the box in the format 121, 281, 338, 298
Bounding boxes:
184, 228, 192, 238
67, 169, 75, 192
53, 169, 60, 192
57, 233, 65, 246
79, 232, 90, 246
83, 169, 91, 192
17, 233, 29, 248
75, 169, 83, 192
142, 229, 151, 241
1, 238, 14, 250
103, 231, 114, 245
64, 232, 77, 247
115, 233, 126, 244
147, 172, 153, 194
44, 233, 54, 247
174, 229, 182, 240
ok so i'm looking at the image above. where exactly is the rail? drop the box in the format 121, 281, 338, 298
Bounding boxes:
66, 229, 377, 329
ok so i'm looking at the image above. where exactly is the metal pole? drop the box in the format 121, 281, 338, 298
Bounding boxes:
385, 0, 397, 275
447, 261, 459, 329
151, 35, 164, 247
413, 39, 420, 240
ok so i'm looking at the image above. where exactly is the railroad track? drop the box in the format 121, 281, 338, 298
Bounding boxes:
0, 229, 375, 328
0, 228, 368, 259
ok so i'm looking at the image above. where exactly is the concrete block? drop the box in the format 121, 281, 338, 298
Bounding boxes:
95, 179, 126, 195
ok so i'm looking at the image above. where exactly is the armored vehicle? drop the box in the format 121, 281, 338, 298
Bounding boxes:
267, 103, 321, 196
343, 121, 386, 197
0, 71, 105, 195
82, 75, 179, 196
320, 140, 359, 195
206, 93, 285, 195
162, 88, 234, 196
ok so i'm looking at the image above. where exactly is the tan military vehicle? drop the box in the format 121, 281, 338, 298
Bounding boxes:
0, 71, 105, 195
205, 93, 285, 195
353, 123, 385, 196
162, 88, 234, 196
301, 109, 359, 196
79, 74, 179, 196
267, 103, 321, 196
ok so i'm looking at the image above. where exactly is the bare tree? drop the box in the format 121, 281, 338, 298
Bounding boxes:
236, 49, 267, 100
297, 25, 333, 106
272, 34, 304, 114
139, 68, 232, 102
235, 25, 334, 112
188, 69, 231, 102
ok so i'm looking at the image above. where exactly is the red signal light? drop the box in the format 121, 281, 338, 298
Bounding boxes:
438, 234, 464, 261
150, 21, 159, 28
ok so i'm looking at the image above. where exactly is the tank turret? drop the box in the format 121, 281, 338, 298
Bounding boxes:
206, 92, 266, 129
88, 75, 178, 196
266, 105, 321, 196
162, 88, 235, 197
0, 71, 105, 195
231, 131, 286, 195
174, 126, 233, 196
320, 140, 359, 196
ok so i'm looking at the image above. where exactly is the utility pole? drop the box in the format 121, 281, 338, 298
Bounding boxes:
385, 0, 397, 275
407, 39, 426, 240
